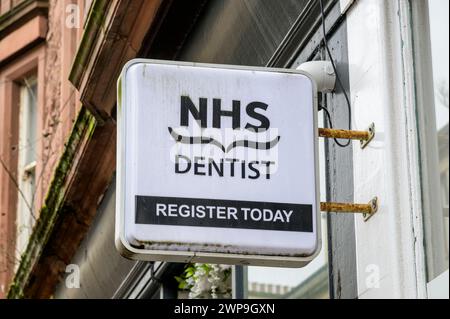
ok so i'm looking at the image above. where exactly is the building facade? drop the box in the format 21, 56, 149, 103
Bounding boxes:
0, 0, 448, 299
0, 0, 91, 297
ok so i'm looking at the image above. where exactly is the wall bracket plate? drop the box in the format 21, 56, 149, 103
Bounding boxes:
360, 123, 375, 149
363, 196, 379, 222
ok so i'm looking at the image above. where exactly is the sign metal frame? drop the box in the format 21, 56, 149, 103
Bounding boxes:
115, 59, 321, 267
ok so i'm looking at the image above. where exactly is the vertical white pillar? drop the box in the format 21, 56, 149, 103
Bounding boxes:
346, 0, 427, 298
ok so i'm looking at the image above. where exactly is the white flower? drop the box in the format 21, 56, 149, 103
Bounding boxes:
186, 264, 231, 299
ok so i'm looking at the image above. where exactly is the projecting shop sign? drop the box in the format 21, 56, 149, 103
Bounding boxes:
116, 59, 320, 267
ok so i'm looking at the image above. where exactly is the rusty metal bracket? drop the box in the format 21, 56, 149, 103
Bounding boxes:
360, 123, 375, 149
320, 197, 379, 221
318, 123, 375, 149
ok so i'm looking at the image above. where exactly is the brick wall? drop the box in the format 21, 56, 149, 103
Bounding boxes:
0, 0, 85, 298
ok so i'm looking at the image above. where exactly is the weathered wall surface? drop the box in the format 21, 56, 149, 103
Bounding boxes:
39, 0, 80, 209
0, 0, 83, 298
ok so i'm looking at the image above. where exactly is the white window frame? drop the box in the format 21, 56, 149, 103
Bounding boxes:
16, 76, 38, 263
411, 0, 449, 298
346, 0, 429, 298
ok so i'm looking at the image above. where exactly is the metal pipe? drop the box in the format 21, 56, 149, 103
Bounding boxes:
318, 128, 370, 141
320, 201, 372, 214
320, 197, 378, 219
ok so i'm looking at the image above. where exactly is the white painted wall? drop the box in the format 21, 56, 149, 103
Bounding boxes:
346, 0, 427, 298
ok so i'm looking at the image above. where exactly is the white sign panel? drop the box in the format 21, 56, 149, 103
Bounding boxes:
116, 59, 320, 267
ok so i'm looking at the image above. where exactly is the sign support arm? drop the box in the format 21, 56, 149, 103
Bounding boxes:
318, 123, 375, 149
320, 197, 379, 221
